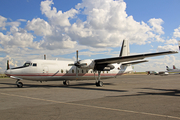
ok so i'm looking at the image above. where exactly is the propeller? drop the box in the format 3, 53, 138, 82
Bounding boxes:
68, 50, 87, 78
7, 60, 10, 70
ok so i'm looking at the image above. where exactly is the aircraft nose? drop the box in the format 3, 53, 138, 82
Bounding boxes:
4, 69, 10, 76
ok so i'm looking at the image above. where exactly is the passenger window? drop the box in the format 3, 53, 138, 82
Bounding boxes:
66, 70, 68, 73
72, 69, 74, 73
61, 69, 63, 73
33, 63, 37, 66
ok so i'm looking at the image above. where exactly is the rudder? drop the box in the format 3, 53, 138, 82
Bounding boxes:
119, 40, 130, 57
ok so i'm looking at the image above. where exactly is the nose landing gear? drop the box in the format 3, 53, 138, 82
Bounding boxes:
16, 80, 23, 88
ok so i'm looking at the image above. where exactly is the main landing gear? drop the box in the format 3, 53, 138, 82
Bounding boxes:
63, 80, 69, 86
62, 71, 104, 87
16, 80, 23, 88
95, 71, 103, 87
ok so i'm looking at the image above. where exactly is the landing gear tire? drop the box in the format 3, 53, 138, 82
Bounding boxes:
17, 82, 23, 88
63, 80, 69, 86
96, 81, 103, 87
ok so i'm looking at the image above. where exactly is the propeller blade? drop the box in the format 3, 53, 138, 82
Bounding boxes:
76, 50, 78, 62
76, 66, 78, 78
68, 64, 75, 66
76, 50, 78, 78
7, 60, 10, 70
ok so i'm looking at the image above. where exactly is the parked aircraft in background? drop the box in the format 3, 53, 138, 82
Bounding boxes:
146, 71, 169, 76
166, 65, 180, 73
4, 40, 178, 88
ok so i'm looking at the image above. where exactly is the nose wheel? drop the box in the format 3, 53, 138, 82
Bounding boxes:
16, 80, 23, 88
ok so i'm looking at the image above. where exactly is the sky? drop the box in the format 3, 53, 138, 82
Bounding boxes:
0, 0, 180, 73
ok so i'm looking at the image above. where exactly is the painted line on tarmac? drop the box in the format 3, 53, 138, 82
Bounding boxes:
1, 92, 180, 119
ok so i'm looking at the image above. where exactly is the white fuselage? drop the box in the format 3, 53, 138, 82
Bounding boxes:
167, 69, 180, 73
5, 59, 133, 81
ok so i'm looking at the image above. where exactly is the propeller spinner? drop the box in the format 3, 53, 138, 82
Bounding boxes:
68, 50, 87, 78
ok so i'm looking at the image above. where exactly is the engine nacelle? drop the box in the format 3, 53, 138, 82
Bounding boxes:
95, 64, 115, 71
79, 59, 95, 69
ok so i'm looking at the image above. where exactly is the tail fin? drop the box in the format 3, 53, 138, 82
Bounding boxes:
166, 66, 169, 70
119, 40, 130, 57
173, 65, 176, 69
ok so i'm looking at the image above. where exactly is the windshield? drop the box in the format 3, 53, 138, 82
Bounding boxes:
23, 62, 32, 67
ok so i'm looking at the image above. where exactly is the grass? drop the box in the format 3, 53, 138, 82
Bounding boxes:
133, 72, 147, 74
0, 74, 9, 78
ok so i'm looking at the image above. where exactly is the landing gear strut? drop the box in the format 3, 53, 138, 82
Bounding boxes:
16, 80, 23, 88
95, 71, 103, 87
63, 80, 69, 86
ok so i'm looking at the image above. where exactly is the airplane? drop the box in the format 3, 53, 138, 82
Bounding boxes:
166, 66, 174, 71
166, 65, 180, 73
4, 40, 178, 88
173, 65, 177, 69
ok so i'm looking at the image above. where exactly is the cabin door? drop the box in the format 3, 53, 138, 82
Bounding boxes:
43, 66, 49, 75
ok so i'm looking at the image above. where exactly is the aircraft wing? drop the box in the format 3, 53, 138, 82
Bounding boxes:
94, 51, 178, 64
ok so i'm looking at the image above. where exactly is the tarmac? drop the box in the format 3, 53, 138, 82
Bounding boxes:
0, 74, 180, 120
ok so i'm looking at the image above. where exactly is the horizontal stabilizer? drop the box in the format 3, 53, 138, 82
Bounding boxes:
122, 60, 148, 65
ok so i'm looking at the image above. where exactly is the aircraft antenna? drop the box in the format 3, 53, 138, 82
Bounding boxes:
44, 54, 46, 60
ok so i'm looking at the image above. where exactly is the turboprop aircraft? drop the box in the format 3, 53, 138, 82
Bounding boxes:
166, 65, 180, 73
4, 40, 178, 88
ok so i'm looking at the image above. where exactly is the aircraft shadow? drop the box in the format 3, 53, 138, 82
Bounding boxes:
138, 88, 180, 97
0, 82, 127, 93
108, 88, 180, 97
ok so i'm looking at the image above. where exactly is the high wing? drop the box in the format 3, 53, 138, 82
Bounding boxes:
121, 60, 148, 65
94, 51, 177, 65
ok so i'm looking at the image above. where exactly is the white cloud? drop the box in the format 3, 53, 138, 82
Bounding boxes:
1, 0, 180, 73
0, 15, 7, 30
68, 0, 165, 47
40, 0, 78, 27
156, 44, 178, 52
26, 18, 52, 36
148, 18, 164, 34
165, 38, 178, 45
0, 25, 39, 51
173, 26, 180, 38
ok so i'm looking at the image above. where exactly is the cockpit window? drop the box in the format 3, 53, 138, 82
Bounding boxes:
33, 63, 37, 66
10, 62, 32, 69
23, 62, 31, 67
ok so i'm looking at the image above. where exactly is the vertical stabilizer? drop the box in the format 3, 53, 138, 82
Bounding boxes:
119, 40, 130, 57
173, 65, 176, 69
166, 66, 169, 70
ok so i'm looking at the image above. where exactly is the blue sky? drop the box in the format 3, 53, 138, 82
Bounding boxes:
0, 0, 180, 73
